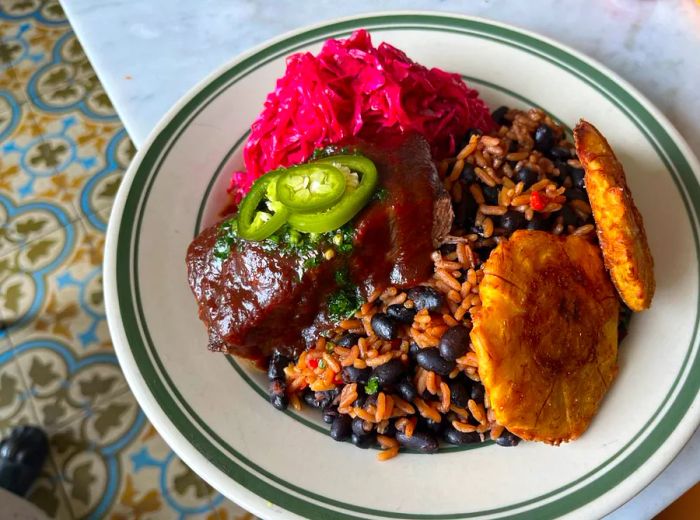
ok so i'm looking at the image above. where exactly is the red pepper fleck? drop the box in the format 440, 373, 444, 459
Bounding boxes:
333, 375, 344, 385
307, 358, 319, 369
530, 191, 548, 211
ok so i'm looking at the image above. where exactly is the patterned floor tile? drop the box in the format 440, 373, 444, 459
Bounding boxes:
0, 211, 75, 332
26, 109, 132, 222
0, 185, 74, 260
0, 16, 68, 102
0, 336, 37, 436
47, 389, 148, 519
27, 453, 76, 520
0, 96, 82, 227
115, 422, 238, 520
0, 0, 65, 24
46, 390, 226, 520
0, 87, 24, 137
4, 219, 127, 428
28, 30, 118, 122
82, 186, 122, 237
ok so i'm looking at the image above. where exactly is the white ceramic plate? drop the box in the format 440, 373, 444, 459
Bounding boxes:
104, 12, 700, 520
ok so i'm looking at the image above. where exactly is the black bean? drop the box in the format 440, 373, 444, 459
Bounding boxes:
474, 246, 496, 261
377, 420, 396, 437
351, 432, 375, 449
363, 393, 378, 407
470, 382, 485, 402
354, 388, 367, 408
499, 210, 526, 236
322, 406, 339, 424
527, 213, 551, 231
491, 106, 509, 126
269, 378, 288, 411
496, 430, 521, 447
303, 390, 324, 409
453, 190, 478, 231
416, 348, 456, 377
515, 167, 538, 190
561, 205, 577, 227
352, 416, 370, 436
386, 304, 417, 324
330, 415, 352, 441
336, 333, 360, 347
342, 365, 371, 384
458, 129, 483, 152
419, 418, 445, 435
270, 393, 287, 410
534, 124, 554, 152
397, 378, 418, 402
460, 162, 476, 183
303, 389, 336, 409
439, 325, 470, 361
421, 388, 437, 401
450, 378, 471, 408
267, 351, 290, 381
555, 160, 571, 178
372, 358, 405, 387
570, 167, 586, 189
465, 127, 483, 142
408, 342, 421, 360
407, 286, 443, 312
549, 146, 572, 160
440, 243, 457, 255
443, 426, 481, 445
565, 187, 588, 202
483, 185, 499, 205
396, 431, 439, 453
371, 313, 398, 340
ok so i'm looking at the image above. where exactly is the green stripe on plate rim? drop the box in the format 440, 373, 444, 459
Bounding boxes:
194, 75, 564, 453
115, 13, 700, 519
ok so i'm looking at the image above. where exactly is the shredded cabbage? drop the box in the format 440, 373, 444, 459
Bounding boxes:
229, 29, 493, 201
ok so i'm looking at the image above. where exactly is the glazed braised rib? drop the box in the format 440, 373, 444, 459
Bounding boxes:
186, 133, 453, 361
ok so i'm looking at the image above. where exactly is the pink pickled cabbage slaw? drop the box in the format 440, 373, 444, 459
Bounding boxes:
229, 29, 493, 201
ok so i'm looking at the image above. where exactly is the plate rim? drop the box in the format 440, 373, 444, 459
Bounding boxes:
104, 11, 700, 520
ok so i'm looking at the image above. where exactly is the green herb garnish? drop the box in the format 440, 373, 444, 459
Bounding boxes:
365, 376, 379, 395
213, 218, 239, 260
327, 287, 361, 321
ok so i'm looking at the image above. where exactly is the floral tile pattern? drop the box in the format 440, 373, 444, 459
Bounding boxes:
0, 2, 255, 518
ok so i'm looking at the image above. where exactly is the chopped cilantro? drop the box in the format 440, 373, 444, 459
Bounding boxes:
213, 218, 239, 260
365, 376, 379, 395
327, 288, 361, 321
318, 359, 327, 369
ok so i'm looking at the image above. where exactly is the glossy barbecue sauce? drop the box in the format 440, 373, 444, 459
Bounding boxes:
186, 133, 450, 362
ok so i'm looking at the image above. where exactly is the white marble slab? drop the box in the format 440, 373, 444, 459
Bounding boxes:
61, 0, 700, 518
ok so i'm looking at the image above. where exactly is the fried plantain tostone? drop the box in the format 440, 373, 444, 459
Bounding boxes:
574, 120, 655, 311
471, 230, 619, 444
